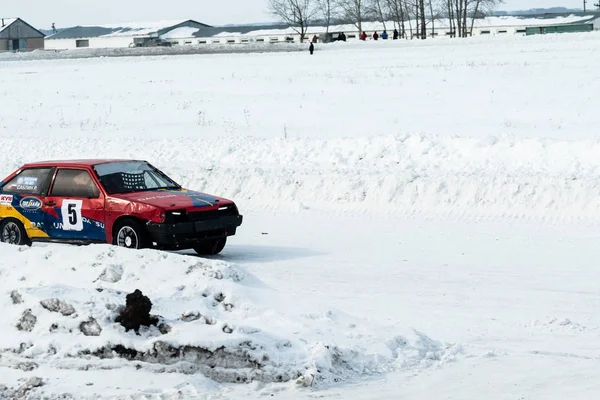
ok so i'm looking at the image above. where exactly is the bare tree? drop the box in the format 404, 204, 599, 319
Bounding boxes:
336, 0, 371, 35
469, 0, 504, 35
315, 0, 338, 35
385, 0, 408, 38
268, 0, 317, 42
369, 0, 388, 32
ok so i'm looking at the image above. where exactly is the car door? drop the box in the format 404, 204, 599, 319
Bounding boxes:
0, 167, 54, 239
43, 168, 106, 242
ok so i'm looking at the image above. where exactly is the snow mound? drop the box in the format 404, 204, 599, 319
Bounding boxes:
4, 134, 600, 221
0, 243, 459, 392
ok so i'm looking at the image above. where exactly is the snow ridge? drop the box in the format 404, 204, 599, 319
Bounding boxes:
0, 243, 459, 396
2, 134, 600, 222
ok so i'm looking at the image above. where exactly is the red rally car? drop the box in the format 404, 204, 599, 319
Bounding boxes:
0, 159, 243, 255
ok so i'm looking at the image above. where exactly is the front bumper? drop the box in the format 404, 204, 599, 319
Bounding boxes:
145, 215, 243, 249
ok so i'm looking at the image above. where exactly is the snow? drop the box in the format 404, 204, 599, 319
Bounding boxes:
0, 242, 460, 397
160, 26, 201, 39
0, 18, 17, 33
1, 31, 600, 398
94, 20, 190, 38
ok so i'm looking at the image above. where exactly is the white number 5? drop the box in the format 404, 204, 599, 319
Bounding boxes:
61, 199, 83, 231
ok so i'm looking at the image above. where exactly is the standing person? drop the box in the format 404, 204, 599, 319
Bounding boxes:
381, 30, 388, 39
393, 29, 399, 40
372, 31, 379, 40
360, 31, 367, 41
309, 41, 314, 55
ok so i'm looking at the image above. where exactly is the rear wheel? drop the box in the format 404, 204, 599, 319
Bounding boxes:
113, 219, 148, 250
193, 237, 227, 256
0, 218, 30, 246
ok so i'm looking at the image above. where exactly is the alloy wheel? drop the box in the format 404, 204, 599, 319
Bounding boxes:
2, 221, 21, 245
117, 226, 139, 249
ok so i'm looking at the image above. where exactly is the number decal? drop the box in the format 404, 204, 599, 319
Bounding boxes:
61, 200, 83, 231
68, 203, 77, 225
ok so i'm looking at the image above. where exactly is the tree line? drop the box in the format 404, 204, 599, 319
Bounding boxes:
267, 0, 505, 42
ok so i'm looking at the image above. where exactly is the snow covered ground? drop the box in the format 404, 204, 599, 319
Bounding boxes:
1, 32, 600, 398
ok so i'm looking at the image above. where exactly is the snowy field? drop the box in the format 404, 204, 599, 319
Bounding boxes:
1, 32, 600, 399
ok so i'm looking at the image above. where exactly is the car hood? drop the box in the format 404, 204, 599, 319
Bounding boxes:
111, 188, 230, 210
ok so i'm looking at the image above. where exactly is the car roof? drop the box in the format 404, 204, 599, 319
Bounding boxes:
20, 159, 144, 168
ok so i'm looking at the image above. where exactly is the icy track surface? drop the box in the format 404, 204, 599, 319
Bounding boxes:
0, 243, 460, 398
2, 33, 600, 399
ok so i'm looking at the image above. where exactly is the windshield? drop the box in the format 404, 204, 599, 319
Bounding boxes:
93, 161, 180, 194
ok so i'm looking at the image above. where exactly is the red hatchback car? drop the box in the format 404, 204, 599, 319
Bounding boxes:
0, 159, 243, 255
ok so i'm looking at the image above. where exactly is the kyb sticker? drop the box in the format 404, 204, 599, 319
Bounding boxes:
0, 195, 13, 205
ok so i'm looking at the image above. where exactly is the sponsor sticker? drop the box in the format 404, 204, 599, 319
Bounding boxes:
16, 185, 37, 191
0, 194, 13, 206
17, 176, 37, 186
137, 194, 178, 201
19, 197, 42, 211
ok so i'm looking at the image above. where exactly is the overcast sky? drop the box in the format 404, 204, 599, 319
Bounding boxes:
2, 0, 587, 30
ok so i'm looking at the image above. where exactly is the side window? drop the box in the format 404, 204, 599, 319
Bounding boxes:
50, 169, 100, 198
1, 168, 53, 195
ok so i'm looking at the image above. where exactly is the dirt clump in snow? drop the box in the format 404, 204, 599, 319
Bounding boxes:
115, 289, 159, 333
40, 298, 76, 316
16, 309, 37, 332
79, 317, 102, 336
10, 290, 23, 304
181, 311, 202, 322
0, 376, 44, 399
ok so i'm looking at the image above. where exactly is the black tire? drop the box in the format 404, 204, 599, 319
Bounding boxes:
113, 218, 149, 250
0, 218, 31, 246
193, 237, 227, 256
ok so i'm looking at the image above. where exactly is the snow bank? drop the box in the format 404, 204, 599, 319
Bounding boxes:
0, 42, 304, 61
2, 134, 600, 222
0, 243, 459, 396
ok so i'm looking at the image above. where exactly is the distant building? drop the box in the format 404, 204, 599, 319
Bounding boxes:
42, 13, 600, 51
44, 20, 211, 50
0, 18, 45, 51
162, 13, 600, 45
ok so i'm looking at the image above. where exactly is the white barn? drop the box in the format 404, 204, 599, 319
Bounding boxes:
43, 13, 600, 51
44, 20, 210, 50
163, 13, 600, 46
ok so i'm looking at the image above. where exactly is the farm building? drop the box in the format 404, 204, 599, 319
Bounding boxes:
0, 18, 45, 51
526, 22, 595, 35
44, 20, 210, 50
161, 13, 600, 45
42, 12, 600, 50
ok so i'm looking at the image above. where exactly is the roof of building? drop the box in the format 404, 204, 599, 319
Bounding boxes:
0, 17, 46, 38
0, 18, 17, 33
45, 20, 211, 40
44, 12, 600, 42
171, 13, 600, 39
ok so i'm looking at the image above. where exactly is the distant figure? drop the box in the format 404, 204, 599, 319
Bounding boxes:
360, 32, 367, 41
340, 32, 347, 41
309, 42, 314, 55
373, 31, 379, 40
381, 30, 388, 40
312, 35, 318, 43
393, 29, 399, 40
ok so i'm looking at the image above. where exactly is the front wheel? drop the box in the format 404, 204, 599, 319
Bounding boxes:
0, 218, 31, 246
193, 238, 227, 256
113, 219, 148, 250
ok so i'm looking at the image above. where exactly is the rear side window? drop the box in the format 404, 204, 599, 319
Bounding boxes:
1, 168, 53, 195
50, 169, 100, 198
